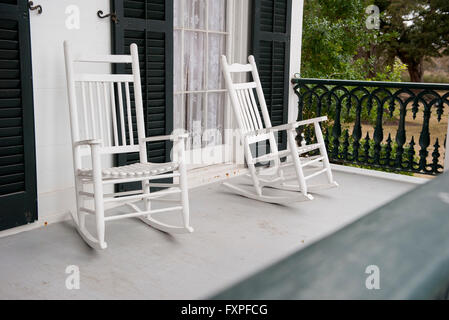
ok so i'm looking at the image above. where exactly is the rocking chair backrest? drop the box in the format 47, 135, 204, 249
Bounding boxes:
221, 55, 282, 164
221, 55, 274, 137
64, 42, 146, 159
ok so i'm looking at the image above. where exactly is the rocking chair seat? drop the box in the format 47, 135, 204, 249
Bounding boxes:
77, 162, 179, 179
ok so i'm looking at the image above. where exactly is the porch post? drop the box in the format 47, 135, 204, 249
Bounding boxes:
288, 0, 304, 123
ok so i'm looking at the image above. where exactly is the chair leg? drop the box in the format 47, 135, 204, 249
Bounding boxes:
176, 138, 193, 233
91, 147, 107, 249
71, 175, 107, 250
93, 180, 106, 248
248, 163, 263, 196
74, 177, 87, 229
245, 141, 263, 196
269, 137, 286, 182
314, 122, 336, 185
142, 179, 151, 215
287, 130, 309, 197
178, 162, 193, 233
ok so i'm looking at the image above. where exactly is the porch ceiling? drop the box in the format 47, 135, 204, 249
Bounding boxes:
0, 169, 417, 299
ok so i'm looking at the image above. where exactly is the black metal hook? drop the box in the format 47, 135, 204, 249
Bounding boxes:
28, 1, 42, 14
97, 10, 118, 23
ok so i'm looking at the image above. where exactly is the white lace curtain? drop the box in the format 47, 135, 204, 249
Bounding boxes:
174, 0, 227, 149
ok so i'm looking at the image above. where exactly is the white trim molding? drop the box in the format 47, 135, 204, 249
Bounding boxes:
0, 211, 70, 239
329, 164, 430, 185
288, 0, 304, 123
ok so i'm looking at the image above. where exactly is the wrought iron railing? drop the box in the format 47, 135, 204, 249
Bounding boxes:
292, 78, 449, 175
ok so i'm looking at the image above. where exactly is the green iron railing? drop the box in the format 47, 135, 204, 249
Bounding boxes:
291, 78, 449, 175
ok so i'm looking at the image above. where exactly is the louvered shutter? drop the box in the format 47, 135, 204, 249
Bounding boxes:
252, 0, 292, 150
112, 0, 173, 191
0, 0, 37, 230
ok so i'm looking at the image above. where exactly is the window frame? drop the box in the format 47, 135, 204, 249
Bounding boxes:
173, 0, 233, 151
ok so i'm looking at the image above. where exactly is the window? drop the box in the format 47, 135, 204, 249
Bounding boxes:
173, 0, 230, 150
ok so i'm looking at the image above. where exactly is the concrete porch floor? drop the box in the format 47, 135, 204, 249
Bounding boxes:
0, 169, 418, 299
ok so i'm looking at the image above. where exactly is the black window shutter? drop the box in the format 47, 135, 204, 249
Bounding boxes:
0, 0, 37, 230
251, 0, 292, 150
112, 0, 174, 191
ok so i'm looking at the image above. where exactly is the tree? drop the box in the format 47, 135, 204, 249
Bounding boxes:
301, 0, 369, 79
376, 0, 449, 82
301, 0, 401, 81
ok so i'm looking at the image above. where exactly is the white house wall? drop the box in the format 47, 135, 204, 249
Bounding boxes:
29, 0, 112, 224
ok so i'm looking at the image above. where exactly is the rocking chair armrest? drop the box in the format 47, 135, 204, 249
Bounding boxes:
289, 116, 328, 129
74, 139, 102, 147
171, 133, 190, 141
245, 116, 328, 137
272, 116, 329, 132
141, 133, 190, 143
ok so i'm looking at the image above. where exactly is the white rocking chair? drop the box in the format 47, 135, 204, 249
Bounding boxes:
221, 55, 338, 204
64, 41, 193, 250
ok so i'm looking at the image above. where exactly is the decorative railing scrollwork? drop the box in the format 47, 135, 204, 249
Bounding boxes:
292, 78, 449, 176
